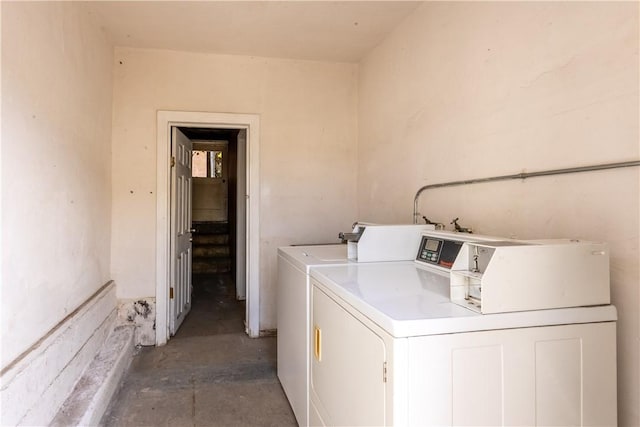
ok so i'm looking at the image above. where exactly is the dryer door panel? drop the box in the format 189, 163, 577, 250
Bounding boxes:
311, 283, 386, 426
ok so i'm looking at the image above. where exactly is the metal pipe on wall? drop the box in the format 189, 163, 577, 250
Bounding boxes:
413, 160, 640, 223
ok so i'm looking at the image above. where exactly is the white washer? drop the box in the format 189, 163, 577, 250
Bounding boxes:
277, 244, 349, 426
308, 261, 617, 426
277, 224, 434, 426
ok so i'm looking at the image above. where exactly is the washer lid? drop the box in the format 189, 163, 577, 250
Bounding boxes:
309, 262, 617, 338
278, 244, 348, 272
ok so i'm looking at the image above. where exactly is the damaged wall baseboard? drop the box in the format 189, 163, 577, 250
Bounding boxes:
117, 298, 156, 346
0, 282, 117, 426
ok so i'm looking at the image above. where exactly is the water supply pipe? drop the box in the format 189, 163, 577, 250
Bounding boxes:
413, 160, 640, 223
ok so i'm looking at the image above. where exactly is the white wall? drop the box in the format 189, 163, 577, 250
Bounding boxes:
358, 2, 638, 425
111, 48, 358, 328
1, 2, 113, 369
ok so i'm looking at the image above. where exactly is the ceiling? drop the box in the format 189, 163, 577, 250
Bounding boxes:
85, 1, 422, 63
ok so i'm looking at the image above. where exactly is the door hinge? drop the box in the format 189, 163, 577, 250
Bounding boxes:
170, 287, 174, 299
383, 361, 387, 383
171, 156, 176, 168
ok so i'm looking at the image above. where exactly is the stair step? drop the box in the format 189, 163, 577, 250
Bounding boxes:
192, 222, 229, 234
193, 234, 229, 245
191, 221, 231, 274
193, 245, 230, 258
192, 259, 231, 274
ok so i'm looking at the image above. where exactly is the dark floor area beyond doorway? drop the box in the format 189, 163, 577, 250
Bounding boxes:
177, 273, 245, 338
101, 273, 297, 427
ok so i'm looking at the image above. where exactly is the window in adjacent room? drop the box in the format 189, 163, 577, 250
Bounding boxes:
192, 150, 223, 178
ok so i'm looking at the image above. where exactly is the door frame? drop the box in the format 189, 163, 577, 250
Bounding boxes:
156, 111, 260, 345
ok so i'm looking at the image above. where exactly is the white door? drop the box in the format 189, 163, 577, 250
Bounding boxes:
170, 127, 193, 335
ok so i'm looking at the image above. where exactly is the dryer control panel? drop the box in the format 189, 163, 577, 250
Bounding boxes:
416, 231, 611, 314
415, 231, 493, 270
416, 237, 464, 269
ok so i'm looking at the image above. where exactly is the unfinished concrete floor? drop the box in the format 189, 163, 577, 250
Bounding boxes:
101, 274, 297, 427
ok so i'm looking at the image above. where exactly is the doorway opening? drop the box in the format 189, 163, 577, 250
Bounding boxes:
156, 111, 260, 346
177, 128, 245, 338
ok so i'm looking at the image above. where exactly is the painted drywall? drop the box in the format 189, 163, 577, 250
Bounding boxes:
358, 2, 639, 425
1, 1, 113, 370
193, 178, 228, 222
110, 48, 358, 328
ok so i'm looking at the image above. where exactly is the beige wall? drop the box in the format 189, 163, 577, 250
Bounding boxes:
192, 178, 228, 222
358, 2, 639, 425
1, 2, 113, 368
111, 47, 358, 327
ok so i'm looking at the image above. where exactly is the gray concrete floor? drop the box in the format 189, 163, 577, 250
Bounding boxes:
101, 274, 297, 427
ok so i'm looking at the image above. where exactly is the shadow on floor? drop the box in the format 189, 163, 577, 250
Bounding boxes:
175, 273, 246, 339
101, 273, 297, 427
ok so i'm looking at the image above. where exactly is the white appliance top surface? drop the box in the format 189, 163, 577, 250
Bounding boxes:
278, 244, 349, 272
309, 262, 617, 338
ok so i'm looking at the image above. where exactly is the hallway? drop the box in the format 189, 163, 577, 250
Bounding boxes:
101, 274, 297, 427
